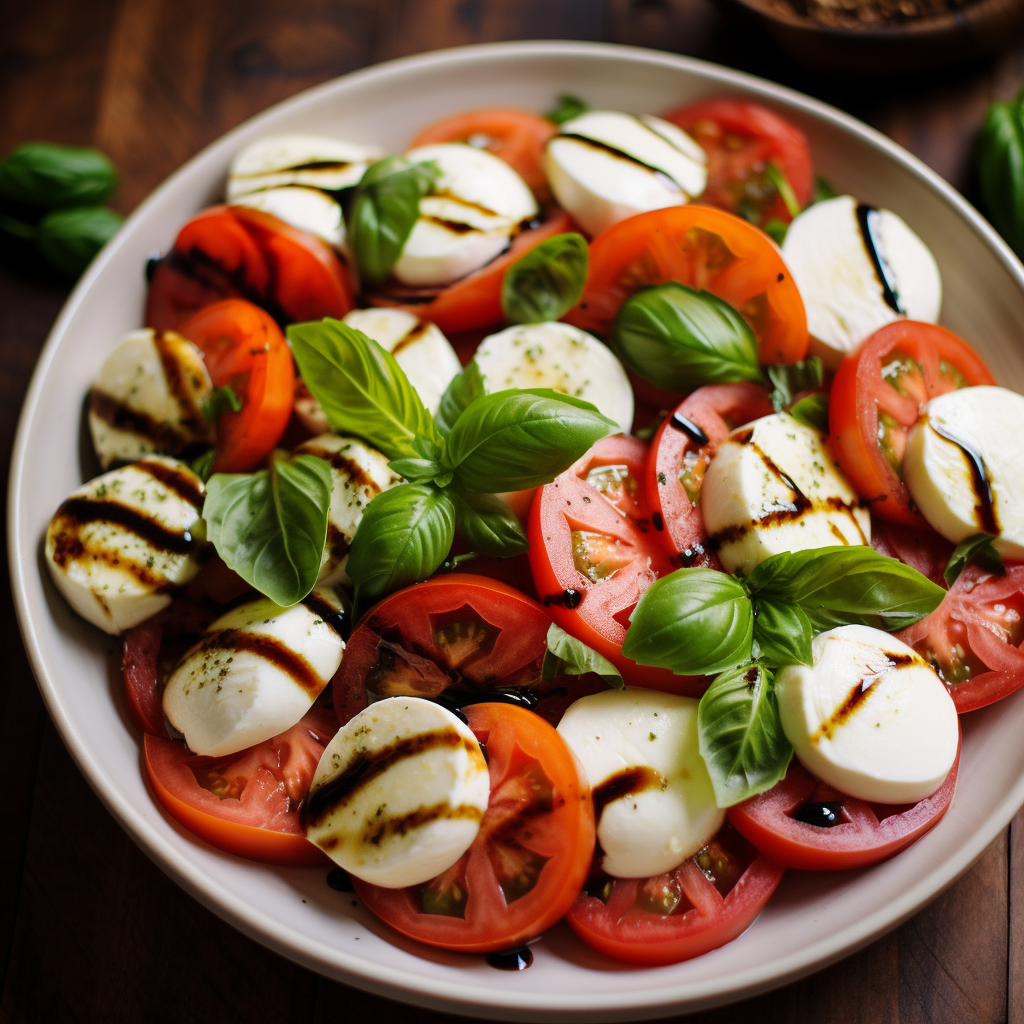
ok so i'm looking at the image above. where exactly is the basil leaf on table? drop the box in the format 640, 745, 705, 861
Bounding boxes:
346, 156, 440, 287
789, 392, 830, 433
612, 282, 764, 393
752, 599, 813, 669
622, 568, 753, 675
443, 388, 615, 493
288, 319, 441, 461
546, 95, 589, 126
541, 624, 623, 689
204, 454, 332, 607
976, 88, 1024, 260
346, 483, 456, 613
765, 357, 823, 412
435, 360, 485, 436
945, 533, 1006, 587
0, 142, 118, 208
697, 662, 793, 807
455, 492, 529, 558
34, 205, 123, 277
746, 546, 945, 632
501, 232, 588, 324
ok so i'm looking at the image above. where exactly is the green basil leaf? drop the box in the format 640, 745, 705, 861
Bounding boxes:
789, 392, 830, 432
697, 662, 793, 807
190, 449, 216, 482
435, 360, 485, 436
346, 482, 456, 612
765, 162, 801, 219
202, 384, 242, 423
204, 454, 332, 606
622, 568, 753, 675
977, 89, 1024, 259
763, 218, 788, 245
752, 599, 813, 669
347, 156, 440, 287
766, 357, 824, 412
443, 388, 615, 493
612, 282, 764, 393
546, 95, 589, 126
813, 175, 837, 204
746, 546, 945, 632
0, 143, 118, 208
35, 205, 123, 277
541, 623, 623, 689
501, 232, 588, 324
945, 533, 1006, 587
387, 457, 438, 483
287, 319, 440, 461
455, 492, 529, 557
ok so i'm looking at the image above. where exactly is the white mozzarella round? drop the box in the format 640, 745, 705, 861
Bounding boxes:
292, 434, 402, 587
305, 697, 490, 888
163, 590, 346, 757
776, 624, 958, 804
45, 457, 205, 635
543, 110, 707, 238
231, 186, 345, 248
474, 322, 634, 432
700, 412, 870, 575
392, 143, 538, 287
782, 195, 942, 368
557, 688, 724, 879
88, 329, 214, 469
904, 386, 1024, 558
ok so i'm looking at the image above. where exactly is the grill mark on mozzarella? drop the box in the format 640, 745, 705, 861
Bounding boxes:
592, 765, 667, 819
557, 132, 683, 186
325, 523, 351, 558
359, 800, 485, 848
49, 520, 170, 588
855, 204, 904, 315
188, 627, 325, 697
49, 498, 196, 563
431, 188, 501, 219
153, 332, 208, 433
422, 214, 481, 236
303, 447, 383, 492
89, 389, 195, 452
234, 159, 354, 177
134, 458, 205, 509
928, 418, 1000, 535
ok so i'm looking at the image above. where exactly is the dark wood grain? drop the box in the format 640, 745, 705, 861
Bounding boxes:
3, 1, 1024, 1021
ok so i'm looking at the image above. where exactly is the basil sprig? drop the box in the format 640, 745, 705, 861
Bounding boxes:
203, 454, 332, 607
789, 391, 830, 432
765, 357, 823, 413
546, 95, 588, 126
542, 623, 624, 689
454, 493, 530, 558
501, 232, 588, 324
976, 87, 1024, 260
0, 142, 117, 207
434, 360, 485, 436
945, 533, 1005, 587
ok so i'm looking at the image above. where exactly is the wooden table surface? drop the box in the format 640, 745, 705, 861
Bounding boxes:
4, 2, 1024, 1021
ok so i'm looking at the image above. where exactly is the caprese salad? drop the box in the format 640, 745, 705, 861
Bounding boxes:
43, 92, 1024, 969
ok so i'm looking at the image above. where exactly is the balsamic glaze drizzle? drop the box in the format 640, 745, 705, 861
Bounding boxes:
669, 413, 710, 447
486, 946, 533, 970
855, 204, 903, 314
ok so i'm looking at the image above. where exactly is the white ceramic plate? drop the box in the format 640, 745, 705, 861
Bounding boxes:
10, 39, 1024, 1022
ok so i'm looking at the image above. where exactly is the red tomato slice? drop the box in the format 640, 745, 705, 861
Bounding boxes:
177, 299, 294, 473
563, 205, 808, 365
409, 108, 556, 198
352, 702, 595, 953
830, 321, 995, 526
646, 383, 775, 566
897, 563, 1024, 713
728, 735, 960, 871
144, 707, 336, 865
145, 204, 354, 331
662, 99, 814, 226
366, 207, 573, 335
870, 518, 954, 589
566, 822, 783, 966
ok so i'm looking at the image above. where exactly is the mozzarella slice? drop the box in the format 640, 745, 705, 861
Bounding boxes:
474, 322, 634, 433
392, 143, 538, 287
305, 696, 490, 888
557, 688, 724, 879
700, 412, 870, 575
781, 195, 942, 368
163, 590, 346, 757
904, 385, 1024, 558
88, 329, 214, 469
292, 434, 402, 587
45, 457, 205, 635
543, 110, 707, 238
776, 624, 958, 804
231, 186, 345, 248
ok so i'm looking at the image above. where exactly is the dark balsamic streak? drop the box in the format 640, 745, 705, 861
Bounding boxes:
302, 592, 350, 640
669, 413, 710, 447
136, 458, 205, 508
196, 628, 325, 696
855, 204, 903, 314
487, 946, 533, 970
52, 498, 195, 557
326, 867, 355, 892
560, 133, 669, 180
543, 589, 583, 609
592, 765, 665, 819
929, 419, 999, 535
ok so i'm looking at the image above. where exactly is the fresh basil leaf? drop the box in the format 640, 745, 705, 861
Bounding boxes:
0, 143, 118, 208
622, 568, 753, 675
35, 205, 123, 277
746, 546, 945, 632
753, 599, 813, 669
945, 533, 1006, 587
765, 161, 801, 219
697, 662, 793, 807
612, 282, 764, 393
386, 457, 438, 483
202, 384, 242, 423
789, 392, 830, 433
346, 482, 456, 612
977, 88, 1024, 260
455, 492, 529, 557
287, 319, 440, 461
347, 156, 440, 287
813, 175, 837, 204
204, 454, 332, 606
546, 95, 588, 126
501, 232, 588, 324
435, 360, 485, 436
190, 449, 216, 482
541, 623, 623, 689
763, 218, 788, 245
437, 551, 479, 573
766, 357, 824, 412
443, 388, 614, 493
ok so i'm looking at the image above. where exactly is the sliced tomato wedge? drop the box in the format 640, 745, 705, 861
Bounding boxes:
563, 205, 808, 365
352, 702, 595, 952
144, 707, 336, 865
870, 518, 954, 589
728, 736, 960, 871
646, 382, 775, 566
566, 822, 783, 966
830, 321, 995, 526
